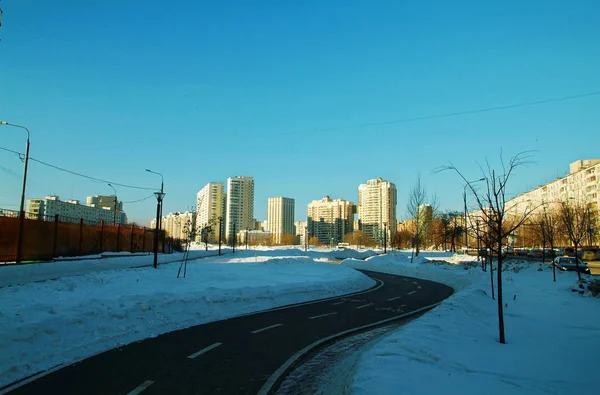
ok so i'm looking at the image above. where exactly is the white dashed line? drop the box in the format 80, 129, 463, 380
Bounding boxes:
412, 281, 418, 285
309, 312, 338, 319
126, 380, 155, 395
356, 303, 375, 309
332, 301, 345, 305
251, 324, 283, 334
400, 304, 407, 307
387, 296, 402, 301
417, 286, 422, 289
407, 291, 417, 295
187, 342, 223, 359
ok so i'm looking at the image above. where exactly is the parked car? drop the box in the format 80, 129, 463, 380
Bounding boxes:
552, 257, 591, 274
562, 247, 575, 257
527, 249, 543, 258
578, 249, 597, 261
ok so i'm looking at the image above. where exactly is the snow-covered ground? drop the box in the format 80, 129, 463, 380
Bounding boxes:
343, 252, 600, 395
0, 246, 376, 388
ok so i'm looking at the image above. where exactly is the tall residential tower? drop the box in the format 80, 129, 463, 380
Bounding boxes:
267, 197, 295, 244
307, 196, 354, 245
226, 176, 255, 242
196, 182, 225, 242
358, 177, 397, 245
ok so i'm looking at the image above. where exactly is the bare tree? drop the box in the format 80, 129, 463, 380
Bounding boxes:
406, 176, 436, 260
438, 152, 536, 344
558, 198, 592, 281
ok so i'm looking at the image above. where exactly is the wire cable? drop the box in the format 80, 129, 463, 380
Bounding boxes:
0, 146, 156, 191
281, 90, 600, 136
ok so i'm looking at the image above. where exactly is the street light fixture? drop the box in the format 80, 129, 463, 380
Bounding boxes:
107, 183, 117, 226
146, 169, 165, 269
464, 178, 486, 254
1, 121, 30, 264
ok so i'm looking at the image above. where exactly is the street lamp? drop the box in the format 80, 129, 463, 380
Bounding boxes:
146, 169, 165, 269
464, 178, 486, 253
1, 121, 30, 264
107, 183, 117, 225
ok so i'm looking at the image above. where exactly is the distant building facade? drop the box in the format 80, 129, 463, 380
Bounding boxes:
267, 197, 295, 244
27, 195, 127, 225
294, 220, 307, 245
307, 196, 354, 245
358, 177, 397, 245
226, 176, 255, 242
153, 211, 194, 240
196, 182, 225, 242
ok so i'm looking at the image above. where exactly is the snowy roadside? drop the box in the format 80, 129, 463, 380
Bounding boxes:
0, 249, 375, 388
342, 252, 600, 395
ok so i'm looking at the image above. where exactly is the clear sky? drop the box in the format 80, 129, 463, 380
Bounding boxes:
1, 0, 599, 225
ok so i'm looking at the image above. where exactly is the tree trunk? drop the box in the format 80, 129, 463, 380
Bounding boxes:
574, 242, 581, 281
497, 236, 506, 344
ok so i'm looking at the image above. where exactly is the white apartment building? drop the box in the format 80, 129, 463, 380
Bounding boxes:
196, 182, 225, 242
307, 196, 355, 245
27, 196, 126, 225
156, 211, 194, 240
505, 159, 600, 217
358, 177, 397, 244
267, 197, 295, 244
226, 176, 255, 242
295, 220, 307, 245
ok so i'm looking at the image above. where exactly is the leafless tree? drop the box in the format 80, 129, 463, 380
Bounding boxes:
558, 198, 593, 281
437, 151, 536, 344
406, 176, 437, 261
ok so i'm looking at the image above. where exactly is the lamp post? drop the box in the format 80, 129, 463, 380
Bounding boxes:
218, 216, 223, 255
1, 121, 30, 264
232, 222, 236, 253
108, 183, 117, 225
304, 226, 308, 252
383, 222, 387, 253
463, 178, 486, 253
246, 229, 249, 250
146, 169, 165, 269
146, 169, 164, 229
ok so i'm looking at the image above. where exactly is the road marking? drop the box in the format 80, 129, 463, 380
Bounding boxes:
332, 301, 345, 305
309, 312, 338, 319
0, 363, 69, 395
412, 281, 418, 285
417, 286, 422, 289
251, 324, 282, 334
126, 380, 155, 395
387, 296, 402, 301
187, 342, 223, 359
258, 302, 444, 395
407, 291, 417, 295
356, 303, 375, 309
400, 304, 407, 307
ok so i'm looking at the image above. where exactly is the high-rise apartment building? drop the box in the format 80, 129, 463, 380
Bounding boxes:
505, 159, 600, 217
295, 220, 307, 245
226, 176, 255, 242
307, 196, 354, 245
267, 197, 295, 244
196, 182, 225, 242
358, 177, 397, 244
153, 211, 194, 240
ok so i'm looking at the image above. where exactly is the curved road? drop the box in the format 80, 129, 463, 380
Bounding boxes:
2, 270, 453, 395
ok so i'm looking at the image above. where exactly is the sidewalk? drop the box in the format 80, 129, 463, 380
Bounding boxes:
0, 249, 230, 288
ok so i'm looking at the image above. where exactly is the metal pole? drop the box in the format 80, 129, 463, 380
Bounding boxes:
108, 183, 117, 226
153, 197, 160, 268
233, 222, 236, 253
383, 223, 387, 253
218, 217, 222, 256
304, 226, 307, 252
246, 229, 249, 250
1, 122, 31, 264
463, 185, 468, 253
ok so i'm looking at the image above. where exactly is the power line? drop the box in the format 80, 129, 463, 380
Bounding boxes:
282, 90, 600, 136
0, 146, 156, 191
122, 194, 155, 204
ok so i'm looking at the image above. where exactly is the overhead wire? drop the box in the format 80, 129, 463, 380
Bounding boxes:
0, 146, 156, 191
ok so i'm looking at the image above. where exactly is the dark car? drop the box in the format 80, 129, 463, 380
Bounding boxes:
552, 257, 591, 274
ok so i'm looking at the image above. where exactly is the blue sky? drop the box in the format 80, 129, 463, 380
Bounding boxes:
1, 0, 599, 225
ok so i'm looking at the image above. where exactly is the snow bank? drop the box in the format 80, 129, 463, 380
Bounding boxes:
0, 253, 374, 387
343, 252, 600, 395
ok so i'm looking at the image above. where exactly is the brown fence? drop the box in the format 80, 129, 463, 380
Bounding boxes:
0, 211, 165, 263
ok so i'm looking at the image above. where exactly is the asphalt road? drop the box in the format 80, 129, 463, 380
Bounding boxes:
2, 270, 453, 395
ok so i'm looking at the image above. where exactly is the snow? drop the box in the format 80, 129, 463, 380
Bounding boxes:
0, 247, 375, 388
343, 252, 600, 395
